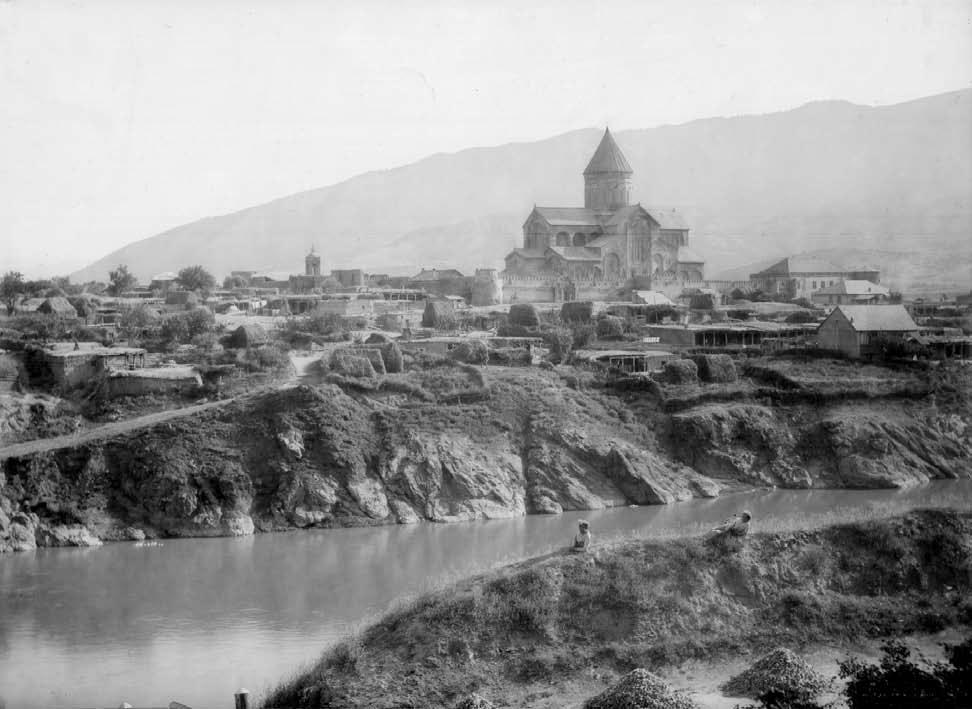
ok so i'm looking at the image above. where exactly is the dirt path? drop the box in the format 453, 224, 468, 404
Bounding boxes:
0, 397, 238, 460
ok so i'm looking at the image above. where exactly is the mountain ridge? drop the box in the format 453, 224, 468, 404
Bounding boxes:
71, 89, 972, 292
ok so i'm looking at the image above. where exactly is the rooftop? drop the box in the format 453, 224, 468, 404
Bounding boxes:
814, 280, 890, 296
533, 207, 602, 227
583, 128, 633, 176
832, 304, 918, 332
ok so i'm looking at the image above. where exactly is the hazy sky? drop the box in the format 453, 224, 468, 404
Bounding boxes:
1, 0, 970, 278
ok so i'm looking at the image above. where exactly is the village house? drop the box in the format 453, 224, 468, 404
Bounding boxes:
816, 304, 919, 359
503, 128, 704, 300
811, 279, 890, 307
749, 257, 880, 300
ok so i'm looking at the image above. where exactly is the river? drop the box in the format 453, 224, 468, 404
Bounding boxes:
2, 481, 971, 709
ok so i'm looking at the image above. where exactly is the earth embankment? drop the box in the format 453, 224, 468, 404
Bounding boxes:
1, 360, 970, 551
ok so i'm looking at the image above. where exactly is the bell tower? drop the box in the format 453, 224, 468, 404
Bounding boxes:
583, 127, 633, 212
305, 246, 321, 276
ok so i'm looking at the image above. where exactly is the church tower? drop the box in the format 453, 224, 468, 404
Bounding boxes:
305, 246, 321, 276
583, 127, 633, 212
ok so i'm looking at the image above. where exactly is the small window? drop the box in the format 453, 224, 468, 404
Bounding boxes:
812, 281, 817, 289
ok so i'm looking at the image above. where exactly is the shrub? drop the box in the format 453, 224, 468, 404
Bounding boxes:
785, 311, 818, 324
237, 344, 290, 372
489, 347, 532, 366
596, 315, 625, 339
839, 638, 972, 708
508, 303, 540, 328
381, 341, 403, 373
542, 326, 572, 363
496, 323, 536, 338
450, 339, 489, 365
572, 324, 596, 348
560, 301, 593, 324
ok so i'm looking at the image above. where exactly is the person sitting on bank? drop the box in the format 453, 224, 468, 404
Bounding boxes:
709, 510, 752, 539
572, 520, 592, 552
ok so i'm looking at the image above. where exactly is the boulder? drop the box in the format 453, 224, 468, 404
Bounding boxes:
34, 524, 103, 548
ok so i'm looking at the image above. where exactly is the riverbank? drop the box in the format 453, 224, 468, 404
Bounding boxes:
1, 358, 970, 552
261, 508, 972, 708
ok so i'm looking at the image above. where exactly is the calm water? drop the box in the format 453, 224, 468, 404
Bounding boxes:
2, 481, 971, 709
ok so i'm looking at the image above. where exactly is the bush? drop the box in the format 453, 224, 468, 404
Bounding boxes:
450, 339, 489, 365
596, 315, 625, 339
572, 324, 596, 349
489, 347, 532, 366
785, 311, 818, 324
381, 341, 403, 373
238, 344, 290, 372
839, 638, 972, 708
496, 323, 536, 338
542, 326, 572, 363
160, 308, 215, 345
560, 301, 593, 324
508, 303, 540, 328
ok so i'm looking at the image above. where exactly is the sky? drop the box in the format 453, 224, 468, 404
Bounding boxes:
1, 0, 970, 279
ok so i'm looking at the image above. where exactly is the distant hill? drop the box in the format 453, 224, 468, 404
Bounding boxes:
72, 89, 972, 293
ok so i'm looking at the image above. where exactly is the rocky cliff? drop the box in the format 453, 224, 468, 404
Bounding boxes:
2, 363, 970, 552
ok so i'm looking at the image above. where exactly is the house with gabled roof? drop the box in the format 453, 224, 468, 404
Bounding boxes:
817, 304, 918, 358
503, 128, 704, 293
811, 279, 890, 307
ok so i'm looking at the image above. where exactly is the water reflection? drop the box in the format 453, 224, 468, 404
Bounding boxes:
1, 481, 970, 708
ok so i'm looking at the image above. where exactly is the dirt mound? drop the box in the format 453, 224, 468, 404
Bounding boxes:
584, 669, 698, 709
721, 647, 828, 699
453, 694, 495, 709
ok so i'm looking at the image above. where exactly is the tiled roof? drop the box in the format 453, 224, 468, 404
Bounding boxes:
814, 280, 889, 296
584, 128, 633, 175
547, 246, 602, 262
677, 246, 705, 264
754, 256, 845, 276
506, 248, 546, 260
832, 305, 918, 332
411, 268, 464, 281
534, 207, 602, 227
646, 205, 690, 230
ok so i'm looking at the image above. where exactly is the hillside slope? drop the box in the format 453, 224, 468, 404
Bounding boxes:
259, 509, 972, 708
71, 90, 972, 289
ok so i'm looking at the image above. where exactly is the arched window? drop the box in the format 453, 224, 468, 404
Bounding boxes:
556, 232, 570, 247
572, 233, 587, 247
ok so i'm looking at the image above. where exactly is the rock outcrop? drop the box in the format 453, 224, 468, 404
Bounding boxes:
2, 364, 970, 551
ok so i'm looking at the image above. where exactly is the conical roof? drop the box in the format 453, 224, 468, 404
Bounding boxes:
583, 127, 633, 176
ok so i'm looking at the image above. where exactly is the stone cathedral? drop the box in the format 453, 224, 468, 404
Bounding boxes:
503, 128, 704, 287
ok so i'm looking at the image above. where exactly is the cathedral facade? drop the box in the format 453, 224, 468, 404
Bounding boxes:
503, 128, 704, 288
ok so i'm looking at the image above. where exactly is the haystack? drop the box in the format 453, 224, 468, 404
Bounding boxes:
691, 353, 737, 383
661, 359, 699, 384
561, 300, 594, 324
721, 648, 827, 700
228, 323, 269, 348
423, 300, 457, 329
584, 669, 698, 709
329, 350, 377, 378
453, 694, 495, 709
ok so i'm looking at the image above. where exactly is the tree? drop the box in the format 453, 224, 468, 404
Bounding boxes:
177, 265, 216, 294
1, 271, 25, 315
108, 265, 137, 296
223, 275, 246, 289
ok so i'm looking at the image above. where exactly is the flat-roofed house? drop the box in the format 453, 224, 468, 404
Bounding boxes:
817, 305, 918, 358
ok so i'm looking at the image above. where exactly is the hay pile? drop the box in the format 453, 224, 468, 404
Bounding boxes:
721, 648, 827, 699
453, 694, 495, 709
423, 300, 457, 329
561, 300, 594, 324
691, 353, 737, 383
661, 359, 698, 384
329, 350, 377, 378
584, 669, 698, 709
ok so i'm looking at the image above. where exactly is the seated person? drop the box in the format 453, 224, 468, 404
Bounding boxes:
709, 510, 752, 539
572, 520, 592, 552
